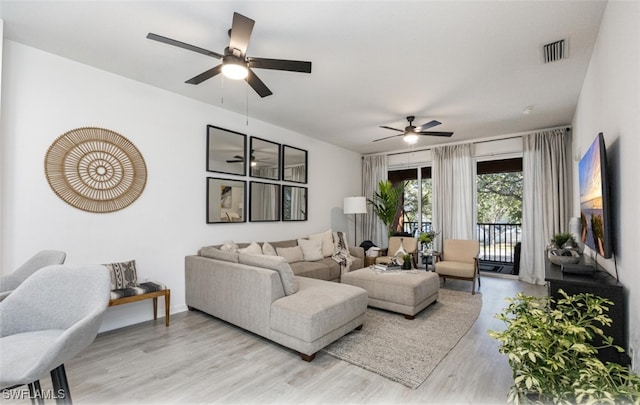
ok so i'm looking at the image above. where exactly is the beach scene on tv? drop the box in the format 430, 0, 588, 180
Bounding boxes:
579, 139, 605, 257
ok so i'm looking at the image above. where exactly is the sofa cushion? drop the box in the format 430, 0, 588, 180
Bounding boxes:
262, 242, 277, 256
290, 260, 340, 281
239, 241, 262, 255
276, 246, 304, 263
103, 259, 138, 290
270, 276, 367, 342
219, 240, 239, 252
309, 229, 334, 257
238, 254, 298, 295
297, 238, 323, 261
200, 246, 240, 263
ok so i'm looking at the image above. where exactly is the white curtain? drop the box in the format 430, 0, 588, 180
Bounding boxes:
520, 129, 570, 284
363, 155, 388, 248
432, 144, 475, 250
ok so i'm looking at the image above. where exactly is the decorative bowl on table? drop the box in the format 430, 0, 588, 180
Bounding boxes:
547, 248, 581, 265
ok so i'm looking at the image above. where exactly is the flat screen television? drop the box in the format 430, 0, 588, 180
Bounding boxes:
578, 132, 613, 258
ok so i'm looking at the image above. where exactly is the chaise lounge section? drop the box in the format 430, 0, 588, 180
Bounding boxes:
185, 247, 367, 361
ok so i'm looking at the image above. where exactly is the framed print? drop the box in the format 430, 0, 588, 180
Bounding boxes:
207, 177, 246, 223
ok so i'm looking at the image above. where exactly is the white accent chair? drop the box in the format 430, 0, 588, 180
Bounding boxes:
0, 264, 111, 403
0, 250, 67, 301
434, 239, 480, 294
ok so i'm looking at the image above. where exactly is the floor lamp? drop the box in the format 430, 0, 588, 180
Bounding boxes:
344, 197, 367, 246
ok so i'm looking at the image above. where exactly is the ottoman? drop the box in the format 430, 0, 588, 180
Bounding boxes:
341, 268, 439, 319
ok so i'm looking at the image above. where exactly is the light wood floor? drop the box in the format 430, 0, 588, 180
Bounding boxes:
6, 276, 545, 404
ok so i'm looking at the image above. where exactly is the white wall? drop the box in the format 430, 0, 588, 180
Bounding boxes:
1, 41, 362, 331
572, 1, 640, 368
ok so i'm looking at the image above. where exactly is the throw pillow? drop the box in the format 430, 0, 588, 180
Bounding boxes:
262, 242, 277, 256
276, 246, 304, 263
103, 259, 138, 290
238, 254, 298, 295
219, 240, 239, 253
238, 241, 262, 255
200, 246, 239, 263
297, 238, 323, 261
309, 229, 334, 257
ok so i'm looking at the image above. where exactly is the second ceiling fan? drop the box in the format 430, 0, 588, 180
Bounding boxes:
374, 116, 453, 143
147, 12, 312, 98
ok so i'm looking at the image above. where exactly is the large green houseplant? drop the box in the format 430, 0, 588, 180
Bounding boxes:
488, 290, 640, 404
368, 180, 405, 238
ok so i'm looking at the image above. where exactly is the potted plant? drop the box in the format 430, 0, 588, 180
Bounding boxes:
368, 180, 406, 239
488, 290, 640, 404
551, 232, 574, 249
418, 230, 438, 251
401, 253, 413, 270
548, 232, 580, 265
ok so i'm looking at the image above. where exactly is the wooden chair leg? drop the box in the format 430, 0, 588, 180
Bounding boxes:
164, 290, 171, 327
152, 297, 158, 320
50, 364, 71, 405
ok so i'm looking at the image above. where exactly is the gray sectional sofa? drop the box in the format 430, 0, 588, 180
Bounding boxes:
185, 237, 368, 361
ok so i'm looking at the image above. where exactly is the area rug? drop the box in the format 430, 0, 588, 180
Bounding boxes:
321, 288, 482, 389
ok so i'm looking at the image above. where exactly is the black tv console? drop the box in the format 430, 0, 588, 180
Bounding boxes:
544, 255, 629, 366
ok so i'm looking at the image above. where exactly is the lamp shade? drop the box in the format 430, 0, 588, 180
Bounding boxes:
344, 196, 367, 214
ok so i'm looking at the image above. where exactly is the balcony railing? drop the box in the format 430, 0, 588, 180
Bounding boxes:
402, 221, 521, 264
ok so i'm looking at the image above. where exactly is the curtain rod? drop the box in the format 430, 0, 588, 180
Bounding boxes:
363, 125, 571, 158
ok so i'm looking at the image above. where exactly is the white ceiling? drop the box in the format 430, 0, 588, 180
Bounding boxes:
0, 1, 607, 155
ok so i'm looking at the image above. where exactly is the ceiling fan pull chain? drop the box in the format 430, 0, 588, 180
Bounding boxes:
246, 79, 250, 126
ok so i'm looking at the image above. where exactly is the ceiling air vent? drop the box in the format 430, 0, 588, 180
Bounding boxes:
542, 39, 568, 63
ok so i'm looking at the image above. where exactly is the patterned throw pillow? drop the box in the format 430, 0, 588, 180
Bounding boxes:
104, 260, 138, 290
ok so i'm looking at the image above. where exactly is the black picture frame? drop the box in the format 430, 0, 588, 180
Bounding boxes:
206, 125, 247, 176
250, 137, 281, 181
249, 181, 281, 222
206, 177, 246, 223
282, 144, 308, 184
282, 185, 308, 221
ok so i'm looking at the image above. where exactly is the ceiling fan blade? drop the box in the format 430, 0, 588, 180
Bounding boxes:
226, 159, 243, 163
146, 33, 223, 59
246, 69, 273, 97
379, 125, 404, 132
373, 134, 403, 142
185, 65, 223, 84
417, 131, 454, 137
415, 120, 441, 131
249, 57, 312, 73
229, 12, 255, 55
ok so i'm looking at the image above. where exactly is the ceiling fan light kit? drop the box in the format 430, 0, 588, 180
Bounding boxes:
403, 133, 419, 144
221, 55, 248, 80
147, 12, 312, 97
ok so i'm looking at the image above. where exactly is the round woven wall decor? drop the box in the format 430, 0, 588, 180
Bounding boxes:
45, 127, 147, 213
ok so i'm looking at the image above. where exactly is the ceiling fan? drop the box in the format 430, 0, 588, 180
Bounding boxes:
147, 12, 312, 98
226, 151, 270, 166
374, 116, 454, 144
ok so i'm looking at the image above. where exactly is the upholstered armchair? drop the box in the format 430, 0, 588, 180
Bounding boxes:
0, 264, 111, 403
434, 239, 480, 294
0, 250, 66, 301
375, 237, 419, 268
